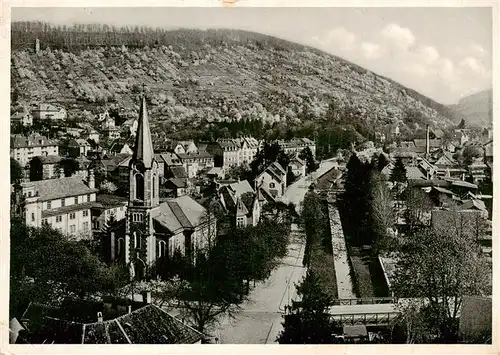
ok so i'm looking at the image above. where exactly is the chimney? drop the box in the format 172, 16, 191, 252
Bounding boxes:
88, 169, 95, 189
426, 124, 430, 157
142, 291, 152, 305
97, 312, 103, 322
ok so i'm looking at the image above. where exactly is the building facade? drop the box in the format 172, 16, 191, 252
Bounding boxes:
11, 134, 59, 168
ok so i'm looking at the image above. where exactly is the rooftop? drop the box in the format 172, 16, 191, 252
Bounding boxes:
22, 176, 97, 202
153, 195, 207, 234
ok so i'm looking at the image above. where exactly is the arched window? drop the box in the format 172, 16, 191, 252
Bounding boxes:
152, 175, 156, 200
134, 231, 141, 249
117, 238, 124, 257
135, 174, 144, 200
158, 240, 166, 257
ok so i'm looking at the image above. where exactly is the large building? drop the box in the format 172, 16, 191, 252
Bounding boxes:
110, 96, 216, 278
20, 172, 98, 239
32, 103, 67, 121
276, 137, 316, 158
11, 134, 59, 168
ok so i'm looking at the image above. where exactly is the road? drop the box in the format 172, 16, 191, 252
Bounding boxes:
281, 160, 336, 211
213, 228, 306, 344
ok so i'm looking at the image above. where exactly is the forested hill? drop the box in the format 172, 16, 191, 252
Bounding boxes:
11, 22, 456, 147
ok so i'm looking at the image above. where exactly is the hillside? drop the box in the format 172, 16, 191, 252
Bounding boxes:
11, 25, 456, 144
449, 89, 493, 127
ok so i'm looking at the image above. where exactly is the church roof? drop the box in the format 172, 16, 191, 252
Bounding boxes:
153, 195, 207, 234
132, 96, 155, 168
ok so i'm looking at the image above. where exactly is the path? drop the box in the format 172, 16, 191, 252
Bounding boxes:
328, 199, 356, 299
213, 228, 307, 344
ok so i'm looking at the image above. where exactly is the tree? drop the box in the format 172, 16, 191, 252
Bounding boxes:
277, 270, 338, 344
99, 180, 118, 194
403, 187, 433, 233
377, 153, 389, 172
369, 171, 395, 254
461, 145, 483, 166
458, 118, 466, 129
10, 158, 23, 184
392, 225, 491, 343
390, 157, 407, 184
10, 218, 126, 317
301, 190, 327, 266
298, 147, 317, 174
57, 158, 80, 177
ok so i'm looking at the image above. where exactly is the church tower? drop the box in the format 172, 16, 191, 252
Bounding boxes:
125, 94, 160, 278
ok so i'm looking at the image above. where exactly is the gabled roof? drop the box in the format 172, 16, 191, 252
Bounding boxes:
11, 134, 58, 149
457, 199, 487, 212
166, 178, 188, 189
153, 195, 207, 234
22, 176, 97, 202
259, 162, 286, 183
450, 180, 478, 190
132, 96, 155, 168
414, 138, 442, 148
406, 166, 426, 180
170, 166, 187, 179
94, 194, 128, 209
32, 155, 62, 165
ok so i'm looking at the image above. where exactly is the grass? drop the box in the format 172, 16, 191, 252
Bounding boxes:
349, 247, 375, 298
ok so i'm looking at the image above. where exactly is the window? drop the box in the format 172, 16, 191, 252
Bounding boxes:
135, 174, 144, 200
47, 201, 51, 209
70, 225, 76, 233
61, 199, 65, 207
120, 207, 124, 211
70, 212, 76, 220
42, 218, 47, 225
83, 210, 89, 217
31, 213, 35, 222
158, 240, 166, 257
74, 197, 78, 204
28, 191, 32, 197
87, 194, 90, 202
236, 217, 245, 228
117, 238, 124, 256
83, 222, 89, 231
269, 182, 275, 188
56, 215, 62, 223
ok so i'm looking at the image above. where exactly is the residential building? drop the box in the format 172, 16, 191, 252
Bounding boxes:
88, 129, 100, 143
32, 103, 67, 121
91, 194, 128, 233
219, 180, 260, 227
11, 134, 59, 168
177, 151, 214, 178
468, 157, 487, 183
66, 128, 84, 138
289, 156, 306, 178
276, 137, 316, 158
234, 137, 259, 166
254, 162, 287, 200
13, 298, 203, 344
109, 96, 216, 277
11, 110, 33, 126
29, 155, 62, 181
20, 172, 97, 239
164, 178, 194, 198
215, 139, 240, 167
66, 138, 91, 158
169, 140, 198, 155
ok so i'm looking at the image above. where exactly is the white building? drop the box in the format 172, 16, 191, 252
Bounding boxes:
11, 134, 59, 168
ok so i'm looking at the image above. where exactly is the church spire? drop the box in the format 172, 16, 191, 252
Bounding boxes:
133, 92, 155, 168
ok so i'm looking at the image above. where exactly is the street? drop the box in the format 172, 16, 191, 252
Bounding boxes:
214, 229, 306, 344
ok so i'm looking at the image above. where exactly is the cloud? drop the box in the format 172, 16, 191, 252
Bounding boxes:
360, 41, 383, 59
312, 24, 491, 104
380, 23, 415, 50
313, 27, 356, 52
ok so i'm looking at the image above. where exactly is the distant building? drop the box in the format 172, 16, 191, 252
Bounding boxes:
67, 138, 91, 158
20, 172, 97, 239
276, 137, 316, 158
10, 134, 59, 168
32, 103, 67, 121
88, 129, 100, 143
254, 162, 287, 200
11, 110, 33, 126
176, 151, 214, 178
289, 156, 306, 178
91, 194, 128, 233
218, 180, 260, 227
29, 155, 62, 180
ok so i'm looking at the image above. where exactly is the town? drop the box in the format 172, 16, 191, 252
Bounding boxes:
8, 16, 493, 346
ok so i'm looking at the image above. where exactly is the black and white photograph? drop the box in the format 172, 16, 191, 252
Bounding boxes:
4, 2, 497, 350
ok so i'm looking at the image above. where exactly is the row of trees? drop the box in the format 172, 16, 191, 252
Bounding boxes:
132, 216, 293, 336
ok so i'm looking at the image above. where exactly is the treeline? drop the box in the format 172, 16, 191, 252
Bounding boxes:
12, 21, 307, 53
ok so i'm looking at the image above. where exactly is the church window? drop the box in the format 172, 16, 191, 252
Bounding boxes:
153, 176, 156, 199
135, 173, 144, 200
117, 238, 124, 257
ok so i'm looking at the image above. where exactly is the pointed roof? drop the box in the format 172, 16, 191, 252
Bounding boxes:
133, 95, 155, 168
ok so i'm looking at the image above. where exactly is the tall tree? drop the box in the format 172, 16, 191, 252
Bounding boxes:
10, 158, 23, 184
298, 147, 317, 174
369, 171, 395, 254
277, 269, 338, 344
390, 157, 407, 184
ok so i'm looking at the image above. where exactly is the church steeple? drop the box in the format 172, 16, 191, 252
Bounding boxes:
133, 94, 155, 168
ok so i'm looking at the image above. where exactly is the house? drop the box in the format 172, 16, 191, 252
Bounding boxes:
215, 139, 240, 168
468, 157, 487, 183
315, 167, 343, 195
448, 179, 478, 199
29, 155, 63, 180
13, 298, 203, 344
10, 134, 59, 168
276, 137, 316, 158
453, 129, 470, 147
91, 194, 128, 233
233, 137, 259, 166
169, 140, 198, 155
176, 151, 214, 178
88, 129, 100, 143
66, 128, 84, 138
457, 199, 489, 219
254, 162, 287, 200
218, 180, 260, 227
67, 138, 91, 158
32, 103, 67, 121
20, 172, 97, 239
11, 110, 33, 126
289, 156, 306, 178
109, 95, 216, 276
433, 151, 465, 179
421, 186, 458, 207
165, 178, 191, 197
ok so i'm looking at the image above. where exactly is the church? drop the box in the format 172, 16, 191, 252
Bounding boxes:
107, 94, 217, 279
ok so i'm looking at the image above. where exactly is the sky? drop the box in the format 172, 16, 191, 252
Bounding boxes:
11, 6, 493, 105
